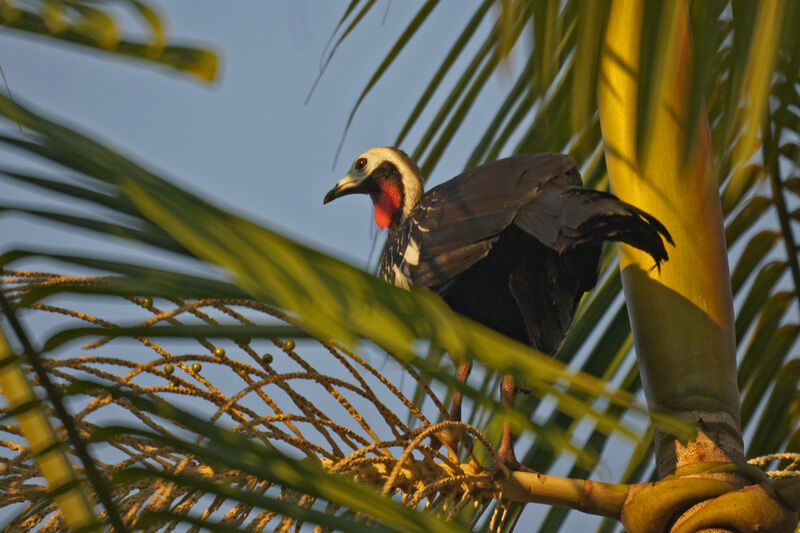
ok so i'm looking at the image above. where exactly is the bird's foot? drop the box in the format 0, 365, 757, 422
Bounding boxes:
488, 446, 538, 480
431, 425, 473, 461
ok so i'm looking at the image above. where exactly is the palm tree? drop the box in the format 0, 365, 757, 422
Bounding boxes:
1, 1, 799, 531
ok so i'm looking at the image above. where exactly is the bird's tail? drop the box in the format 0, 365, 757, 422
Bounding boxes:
515, 186, 673, 270
563, 188, 673, 269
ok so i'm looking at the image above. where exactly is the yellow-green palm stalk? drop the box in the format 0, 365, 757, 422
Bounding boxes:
598, 0, 796, 529
0, 331, 97, 530
599, 0, 741, 476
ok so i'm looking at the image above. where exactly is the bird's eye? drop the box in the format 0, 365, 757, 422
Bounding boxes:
355, 158, 367, 170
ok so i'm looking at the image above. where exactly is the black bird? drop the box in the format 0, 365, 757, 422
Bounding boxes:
324, 147, 672, 471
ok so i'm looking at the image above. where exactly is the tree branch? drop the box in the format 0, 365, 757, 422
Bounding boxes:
497, 471, 628, 518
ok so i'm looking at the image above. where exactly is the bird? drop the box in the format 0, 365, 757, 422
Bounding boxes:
324, 147, 672, 472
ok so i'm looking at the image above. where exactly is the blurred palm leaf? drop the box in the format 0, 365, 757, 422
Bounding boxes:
0, 0, 218, 81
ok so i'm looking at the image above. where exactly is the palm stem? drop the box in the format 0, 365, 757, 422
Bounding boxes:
498, 471, 628, 517
0, 332, 98, 530
597, 0, 743, 476
0, 291, 127, 531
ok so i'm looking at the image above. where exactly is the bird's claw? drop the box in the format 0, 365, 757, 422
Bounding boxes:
488, 461, 539, 480
489, 446, 538, 480
431, 426, 473, 460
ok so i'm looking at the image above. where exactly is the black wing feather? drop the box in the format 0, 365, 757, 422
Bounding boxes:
514, 185, 673, 269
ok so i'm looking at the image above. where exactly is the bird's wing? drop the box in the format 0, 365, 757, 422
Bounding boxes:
513, 185, 673, 267
382, 152, 673, 291
382, 153, 578, 289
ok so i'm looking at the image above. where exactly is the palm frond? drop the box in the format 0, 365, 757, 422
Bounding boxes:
0, 0, 218, 81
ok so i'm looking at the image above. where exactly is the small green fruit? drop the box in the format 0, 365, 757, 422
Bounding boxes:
262, 353, 274, 364
142, 297, 153, 308
191, 363, 202, 373
163, 363, 174, 375
283, 339, 295, 352
213, 347, 225, 357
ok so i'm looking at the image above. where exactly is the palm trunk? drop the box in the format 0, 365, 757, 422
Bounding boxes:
597, 0, 798, 530
597, 0, 743, 478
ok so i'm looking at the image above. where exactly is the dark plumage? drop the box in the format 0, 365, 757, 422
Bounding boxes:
380, 153, 670, 352
325, 148, 672, 471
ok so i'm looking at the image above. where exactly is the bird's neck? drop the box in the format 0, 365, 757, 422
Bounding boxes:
397, 173, 424, 229
377, 170, 424, 232
374, 180, 402, 229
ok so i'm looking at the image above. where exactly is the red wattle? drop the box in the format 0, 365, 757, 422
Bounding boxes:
374, 182, 402, 229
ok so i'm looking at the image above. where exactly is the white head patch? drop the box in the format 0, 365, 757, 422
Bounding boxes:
349, 147, 424, 225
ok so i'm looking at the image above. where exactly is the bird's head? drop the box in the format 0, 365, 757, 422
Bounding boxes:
323, 147, 423, 230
